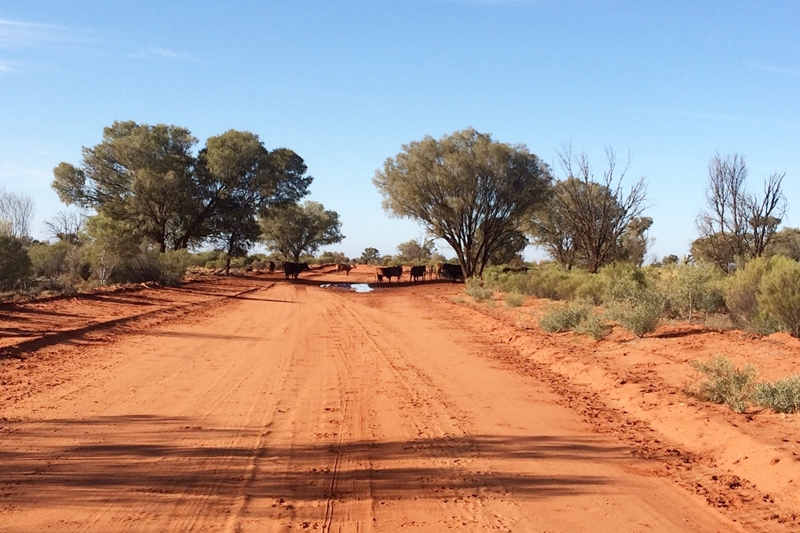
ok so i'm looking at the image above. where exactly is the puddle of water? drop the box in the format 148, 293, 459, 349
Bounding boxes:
320, 283, 373, 293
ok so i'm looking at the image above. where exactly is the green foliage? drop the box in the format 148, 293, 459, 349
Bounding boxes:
527, 148, 648, 273
374, 128, 551, 277
360, 247, 380, 264
539, 300, 591, 333
260, 201, 344, 262
606, 285, 665, 338
724, 256, 779, 335
0, 235, 32, 289
655, 263, 725, 320
689, 356, 759, 413
755, 376, 800, 413
573, 312, 611, 341
52, 121, 313, 256
504, 293, 525, 307
757, 256, 800, 337
28, 242, 70, 278
464, 278, 494, 302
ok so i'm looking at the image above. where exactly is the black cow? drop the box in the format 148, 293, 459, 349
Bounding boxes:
283, 261, 310, 280
268, 261, 276, 273
336, 263, 352, 275
410, 265, 426, 282
439, 263, 464, 282
502, 266, 529, 273
377, 266, 403, 282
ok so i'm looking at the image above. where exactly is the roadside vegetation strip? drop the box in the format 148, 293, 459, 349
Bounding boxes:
436, 291, 800, 530
689, 355, 800, 414
0, 282, 264, 360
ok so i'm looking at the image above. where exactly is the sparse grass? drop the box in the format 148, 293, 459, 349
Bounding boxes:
539, 300, 591, 333
574, 311, 611, 341
504, 293, 525, 307
755, 376, 800, 413
689, 355, 759, 413
464, 278, 493, 302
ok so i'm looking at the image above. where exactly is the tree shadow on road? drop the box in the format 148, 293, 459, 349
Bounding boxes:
0, 415, 624, 512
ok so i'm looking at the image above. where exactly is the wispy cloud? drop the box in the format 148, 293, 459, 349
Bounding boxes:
746, 62, 800, 76
0, 18, 73, 48
130, 46, 202, 62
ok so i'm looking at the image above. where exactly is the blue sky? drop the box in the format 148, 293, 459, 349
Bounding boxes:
1, 1, 798, 262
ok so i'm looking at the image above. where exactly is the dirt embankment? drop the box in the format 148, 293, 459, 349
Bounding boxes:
0, 268, 797, 532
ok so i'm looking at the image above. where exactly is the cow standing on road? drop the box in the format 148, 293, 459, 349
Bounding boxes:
377, 266, 402, 282
337, 263, 352, 275
410, 265, 426, 282
283, 261, 310, 280
439, 263, 464, 282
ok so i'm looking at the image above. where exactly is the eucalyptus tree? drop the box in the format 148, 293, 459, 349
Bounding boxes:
52, 122, 313, 259
52, 121, 197, 252
260, 201, 344, 262
201, 131, 313, 273
373, 128, 551, 277
528, 147, 648, 273
695, 153, 786, 272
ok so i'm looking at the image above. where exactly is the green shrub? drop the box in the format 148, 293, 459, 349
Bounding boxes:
600, 262, 646, 302
28, 242, 69, 278
689, 356, 758, 413
656, 264, 726, 320
724, 256, 778, 335
606, 286, 665, 337
539, 300, 591, 332
755, 376, 800, 413
504, 293, 525, 307
574, 311, 611, 341
464, 278, 493, 302
757, 256, 800, 337
0, 235, 32, 290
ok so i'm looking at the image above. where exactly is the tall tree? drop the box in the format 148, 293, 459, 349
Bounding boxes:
201, 131, 312, 274
396, 236, 435, 264
0, 188, 35, 241
373, 128, 551, 277
260, 201, 344, 262
528, 147, 648, 273
52, 121, 197, 252
695, 153, 786, 272
44, 210, 84, 244
52, 122, 313, 255
360, 247, 381, 264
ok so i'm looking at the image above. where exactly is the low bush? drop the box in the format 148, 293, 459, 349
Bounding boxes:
464, 278, 493, 302
689, 355, 758, 413
724, 256, 778, 335
606, 286, 665, 338
0, 235, 32, 290
757, 256, 800, 338
539, 300, 591, 333
656, 264, 726, 320
573, 311, 611, 341
504, 293, 525, 307
755, 376, 800, 413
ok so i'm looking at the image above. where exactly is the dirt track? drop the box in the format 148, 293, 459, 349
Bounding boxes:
0, 268, 797, 532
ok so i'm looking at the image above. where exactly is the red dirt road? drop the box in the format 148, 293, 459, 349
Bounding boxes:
0, 270, 782, 531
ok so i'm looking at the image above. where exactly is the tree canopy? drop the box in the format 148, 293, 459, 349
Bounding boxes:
373, 128, 551, 277
52, 121, 313, 260
260, 201, 344, 262
695, 153, 786, 272
527, 148, 648, 273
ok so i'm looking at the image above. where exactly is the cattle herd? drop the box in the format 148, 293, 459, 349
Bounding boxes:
373, 263, 464, 283
276, 261, 465, 283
